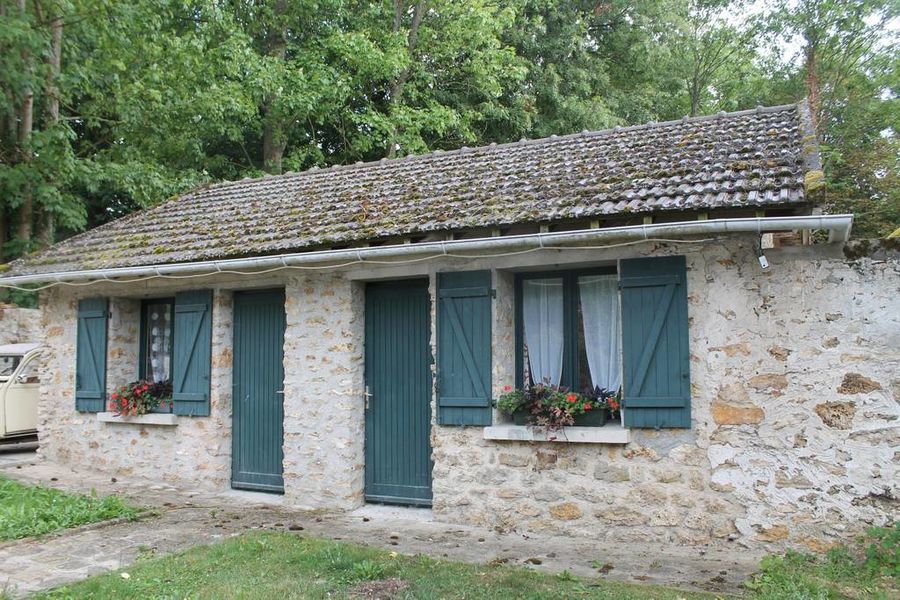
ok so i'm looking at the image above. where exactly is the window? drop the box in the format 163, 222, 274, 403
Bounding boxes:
15, 357, 40, 384
0, 356, 21, 379
515, 267, 622, 394
140, 299, 174, 384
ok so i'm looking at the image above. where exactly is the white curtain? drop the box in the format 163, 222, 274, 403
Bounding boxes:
522, 278, 564, 386
145, 302, 172, 383
578, 274, 622, 391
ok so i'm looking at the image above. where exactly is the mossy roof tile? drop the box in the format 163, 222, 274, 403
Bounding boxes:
5, 102, 816, 277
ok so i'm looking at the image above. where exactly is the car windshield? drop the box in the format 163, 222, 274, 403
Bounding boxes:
0, 356, 21, 377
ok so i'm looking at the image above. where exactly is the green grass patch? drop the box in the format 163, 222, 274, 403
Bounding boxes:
34, 531, 718, 599
0, 476, 138, 541
745, 523, 899, 599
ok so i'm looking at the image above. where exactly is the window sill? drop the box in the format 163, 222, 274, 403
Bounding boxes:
97, 412, 178, 426
483, 424, 630, 444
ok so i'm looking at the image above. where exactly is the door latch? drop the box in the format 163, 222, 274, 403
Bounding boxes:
364, 385, 373, 410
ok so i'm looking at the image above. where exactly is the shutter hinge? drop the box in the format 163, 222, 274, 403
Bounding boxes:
490, 288, 496, 298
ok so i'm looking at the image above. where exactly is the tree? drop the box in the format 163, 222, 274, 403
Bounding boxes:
672, 0, 760, 116
765, 0, 899, 236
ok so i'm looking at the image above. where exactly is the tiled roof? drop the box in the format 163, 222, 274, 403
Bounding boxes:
5, 102, 819, 277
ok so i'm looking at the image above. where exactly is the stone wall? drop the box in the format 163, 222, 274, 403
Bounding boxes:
33, 237, 899, 549
0, 304, 41, 345
37, 287, 234, 490
431, 238, 899, 549
282, 273, 366, 509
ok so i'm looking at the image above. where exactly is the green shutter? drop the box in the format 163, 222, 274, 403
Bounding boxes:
620, 256, 691, 429
437, 271, 492, 426
172, 290, 213, 416
75, 298, 108, 412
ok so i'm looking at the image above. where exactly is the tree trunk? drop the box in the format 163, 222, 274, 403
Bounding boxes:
0, 3, 9, 261
689, 72, 701, 117
15, 0, 34, 244
804, 45, 821, 131
261, 0, 287, 175
262, 104, 287, 175
38, 8, 63, 246
384, 0, 428, 158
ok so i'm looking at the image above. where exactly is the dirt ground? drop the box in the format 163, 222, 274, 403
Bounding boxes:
0, 453, 763, 598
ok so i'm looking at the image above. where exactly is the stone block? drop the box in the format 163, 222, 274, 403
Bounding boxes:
837, 373, 881, 395
549, 502, 583, 521
594, 463, 630, 482
532, 486, 563, 502
748, 373, 788, 393
815, 401, 856, 430
498, 452, 530, 467
712, 402, 764, 425
710, 342, 751, 357
768, 346, 791, 361
595, 507, 649, 526
755, 524, 789, 542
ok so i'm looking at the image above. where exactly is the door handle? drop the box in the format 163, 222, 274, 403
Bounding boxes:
364, 385, 373, 410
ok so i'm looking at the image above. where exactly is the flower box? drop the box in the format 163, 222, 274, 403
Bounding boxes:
510, 407, 608, 427
574, 408, 607, 427
499, 382, 619, 428
511, 409, 531, 426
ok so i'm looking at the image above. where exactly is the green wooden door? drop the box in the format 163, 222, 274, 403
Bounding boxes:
365, 280, 433, 506
232, 289, 286, 493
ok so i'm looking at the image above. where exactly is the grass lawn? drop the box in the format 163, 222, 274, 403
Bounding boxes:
0, 475, 138, 541
744, 524, 899, 600
34, 531, 720, 600
31, 524, 900, 600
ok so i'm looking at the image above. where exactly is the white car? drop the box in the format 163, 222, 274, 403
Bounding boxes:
0, 343, 42, 440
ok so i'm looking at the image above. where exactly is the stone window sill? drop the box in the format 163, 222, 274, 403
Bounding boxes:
97, 412, 178, 426
483, 423, 631, 444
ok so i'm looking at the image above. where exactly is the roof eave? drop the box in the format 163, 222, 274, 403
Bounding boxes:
0, 215, 853, 288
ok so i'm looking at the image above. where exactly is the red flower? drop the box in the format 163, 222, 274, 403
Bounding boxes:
111, 392, 119, 400
502, 385, 512, 392
584, 403, 592, 411
566, 393, 577, 403
609, 399, 620, 410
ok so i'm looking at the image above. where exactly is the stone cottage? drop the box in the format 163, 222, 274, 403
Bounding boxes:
1, 101, 897, 548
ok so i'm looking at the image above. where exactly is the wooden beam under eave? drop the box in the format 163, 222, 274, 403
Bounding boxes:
697, 212, 709, 221
642, 216, 653, 225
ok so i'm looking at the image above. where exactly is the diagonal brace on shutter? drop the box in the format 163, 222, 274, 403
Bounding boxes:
81, 321, 100, 396
632, 282, 676, 394
174, 304, 207, 394
442, 296, 488, 402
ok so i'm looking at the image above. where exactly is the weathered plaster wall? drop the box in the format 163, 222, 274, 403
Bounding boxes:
282, 273, 366, 509
0, 305, 41, 345
431, 238, 899, 549
37, 287, 234, 490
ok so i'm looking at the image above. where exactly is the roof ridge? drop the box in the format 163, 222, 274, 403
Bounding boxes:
194, 102, 802, 195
